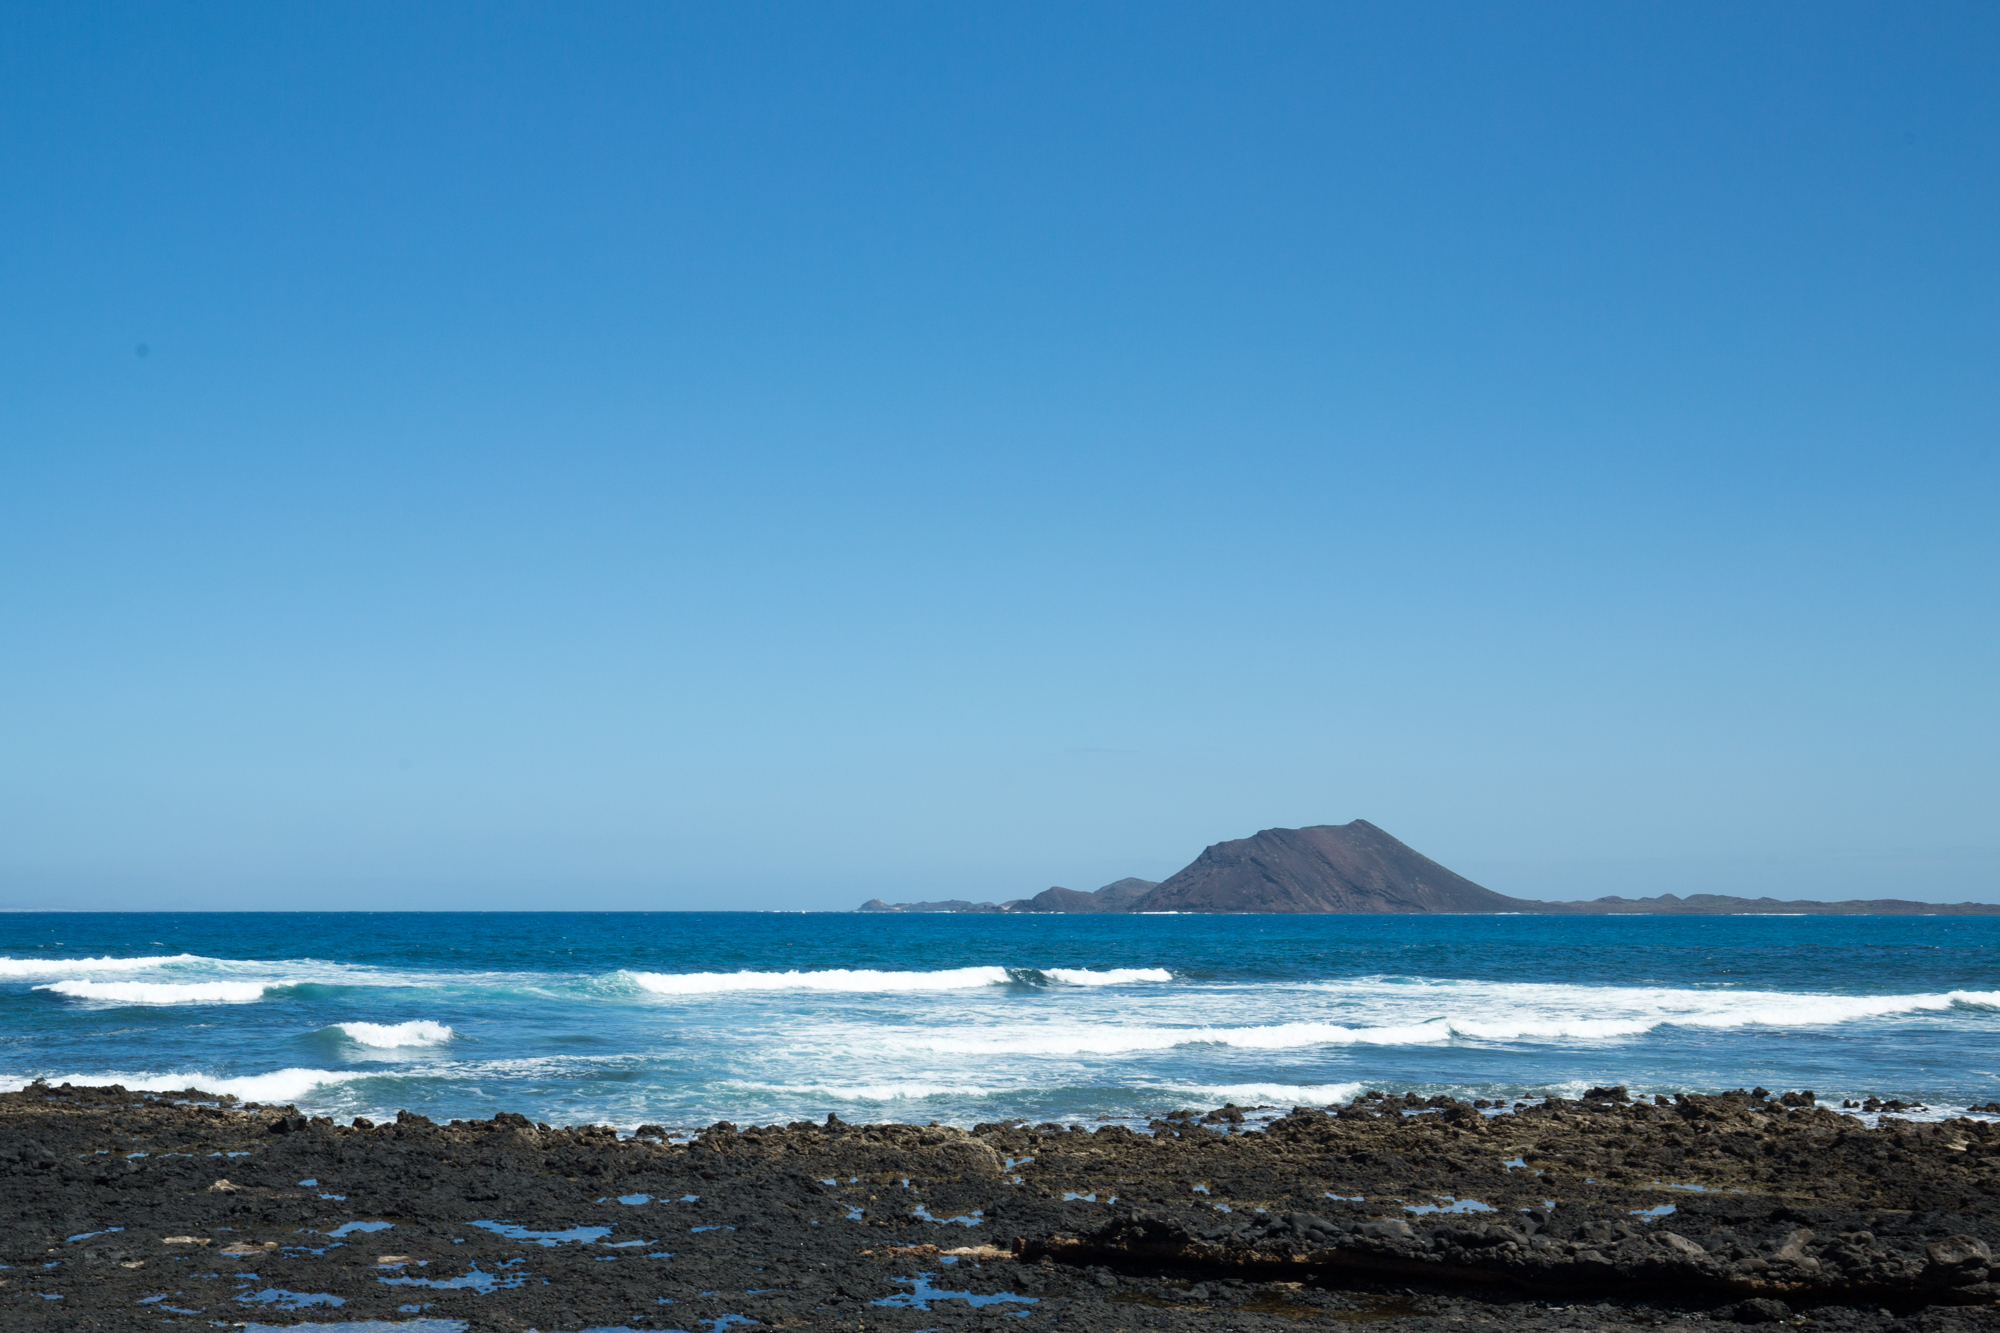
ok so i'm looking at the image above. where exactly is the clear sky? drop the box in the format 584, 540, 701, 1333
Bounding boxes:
3, 2, 1995, 911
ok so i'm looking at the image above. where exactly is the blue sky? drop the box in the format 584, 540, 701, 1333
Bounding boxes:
3, 2, 1995, 910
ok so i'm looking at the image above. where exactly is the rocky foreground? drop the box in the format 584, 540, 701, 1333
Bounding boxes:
9, 1083, 2000, 1331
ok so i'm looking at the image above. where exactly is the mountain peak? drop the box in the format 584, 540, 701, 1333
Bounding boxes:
1132, 821, 1516, 914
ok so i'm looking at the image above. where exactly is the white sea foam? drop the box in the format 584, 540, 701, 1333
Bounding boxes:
1295, 979, 2000, 1042
1041, 968, 1173, 986
334, 1021, 455, 1048
894, 1019, 1454, 1057
3, 949, 602, 1000
733, 1081, 996, 1101
1156, 1081, 1369, 1106
35, 979, 271, 1005
630, 966, 1013, 994
867, 983, 2000, 1058
0, 1068, 368, 1103
0, 953, 209, 977
626, 965, 1172, 994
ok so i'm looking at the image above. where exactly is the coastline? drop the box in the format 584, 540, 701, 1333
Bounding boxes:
9, 1082, 2000, 1332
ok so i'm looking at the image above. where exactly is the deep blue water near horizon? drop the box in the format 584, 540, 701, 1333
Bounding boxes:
5, 912, 1998, 1132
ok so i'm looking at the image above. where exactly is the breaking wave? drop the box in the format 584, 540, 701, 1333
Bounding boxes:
1040, 968, 1174, 986
625, 965, 1171, 994
333, 1021, 455, 1048
0, 1068, 368, 1104
0, 953, 209, 976
1154, 1081, 1369, 1106
35, 979, 271, 1005
883, 987, 2000, 1057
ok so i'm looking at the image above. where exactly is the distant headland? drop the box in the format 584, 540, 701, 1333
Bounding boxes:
857, 820, 2000, 915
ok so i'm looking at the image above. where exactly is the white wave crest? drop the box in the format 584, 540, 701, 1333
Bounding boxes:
0, 953, 209, 977
628, 967, 1013, 994
34, 979, 270, 1005
626, 964, 1171, 995
877, 983, 2000, 1058
1041, 968, 1173, 986
1944, 990, 2000, 1010
0, 1068, 368, 1104
1156, 1081, 1369, 1106
1313, 981, 2000, 1042
334, 1021, 454, 1048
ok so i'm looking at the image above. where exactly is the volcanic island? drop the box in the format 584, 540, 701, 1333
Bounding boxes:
860, 820, 2000, 916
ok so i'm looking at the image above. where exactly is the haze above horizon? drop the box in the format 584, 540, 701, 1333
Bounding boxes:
3, 3, 1995, 911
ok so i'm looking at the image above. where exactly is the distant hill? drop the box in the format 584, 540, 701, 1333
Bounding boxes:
1021, 878, 1159, 913
856, 822, 2000, 915
858, 879, 1155, 915
1132, 821, 1518, 914
856, 897, 1027, 914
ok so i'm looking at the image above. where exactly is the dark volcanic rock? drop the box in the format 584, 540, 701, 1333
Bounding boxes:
1135, 820, 1519, 914
12, 1081, 2000, 1331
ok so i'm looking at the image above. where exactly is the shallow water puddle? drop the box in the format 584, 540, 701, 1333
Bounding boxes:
1630, 1203, 1678, 1217
911, 1204, 983, 1224
471, 1219, 613, 1245
239, 1288, 347, 1309
379, 1259, 531, 1293
873, 1271, 1038, 1312
1404, 1197, 1496, 1215
327, 1220, 394, 1238
67, 1225, 125, 1241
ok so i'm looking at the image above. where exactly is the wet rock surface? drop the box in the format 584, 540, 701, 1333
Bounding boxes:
7, 1082, 2000, 1331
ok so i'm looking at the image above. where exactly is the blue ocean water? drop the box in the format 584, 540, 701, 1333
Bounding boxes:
4, 912, 1998, 1131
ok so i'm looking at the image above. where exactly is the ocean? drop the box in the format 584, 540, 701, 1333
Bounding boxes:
5, 911, 1997, 1132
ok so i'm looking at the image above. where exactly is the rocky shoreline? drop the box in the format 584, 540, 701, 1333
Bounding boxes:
8, 1081, 2000, 1331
